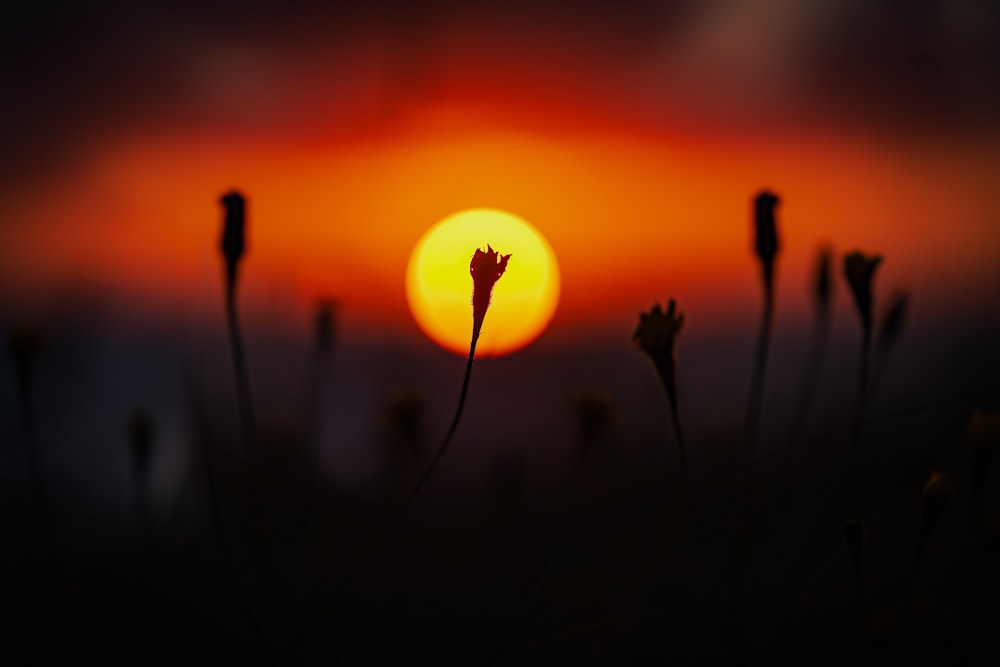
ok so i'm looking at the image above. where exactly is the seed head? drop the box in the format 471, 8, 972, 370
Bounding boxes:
753, 190, 781, 290
220, 190, 247, 291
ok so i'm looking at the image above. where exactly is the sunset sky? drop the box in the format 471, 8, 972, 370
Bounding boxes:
2, 0, 1000, 346
3, 0, 1000, 567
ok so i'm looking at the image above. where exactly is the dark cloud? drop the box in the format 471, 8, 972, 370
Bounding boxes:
2, 1, 999, 190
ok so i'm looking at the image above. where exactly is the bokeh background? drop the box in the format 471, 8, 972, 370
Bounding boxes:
2, 1, 999, 662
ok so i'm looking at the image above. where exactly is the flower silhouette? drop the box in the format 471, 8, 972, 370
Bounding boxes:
220, 190, 247, 293
844, 251, 883, 418
634, 300, 687, 474
400, 244, 511, 516
633, 300, 684, 362
470, 245, 511, 343
844, 251, 882, 332
753, 190, 781, 293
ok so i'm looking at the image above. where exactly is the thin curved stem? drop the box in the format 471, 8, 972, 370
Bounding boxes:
397, 330, 479, 518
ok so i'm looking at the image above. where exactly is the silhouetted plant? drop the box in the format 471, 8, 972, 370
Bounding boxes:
786, 247, 834, 449
7, 327, 51, 547
633, 299, 687, 477
873, 291, 909, 391
400, 245, 510, 513
182, 372, 275, 662
219, 190, 256, 457
843, 251, 882, 417
308, 298, 340, 450
745, 190, 781, 454
129, 410, 155, 553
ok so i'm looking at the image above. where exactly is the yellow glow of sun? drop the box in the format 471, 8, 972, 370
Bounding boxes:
406, 209, 560, 357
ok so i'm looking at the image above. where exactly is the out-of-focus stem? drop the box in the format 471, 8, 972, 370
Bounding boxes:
18, 387, 52, 550
225, 281, 256, 459
655, 356, 687, 478
784, 305, 831, 453
745, 281, 775, 456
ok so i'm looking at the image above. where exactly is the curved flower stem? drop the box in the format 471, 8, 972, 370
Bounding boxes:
398, 330, 479, 518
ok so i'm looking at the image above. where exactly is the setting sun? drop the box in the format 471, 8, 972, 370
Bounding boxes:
405, 209, 560, 357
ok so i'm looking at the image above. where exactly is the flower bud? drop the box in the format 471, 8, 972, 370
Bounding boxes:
470, 245, 511, 341
220, 190, 247, 291
844, 251, 883, 332
753, 190, 781, 290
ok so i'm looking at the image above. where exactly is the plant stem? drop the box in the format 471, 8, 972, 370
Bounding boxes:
226, 282, 256, 459
785, 306, 831, 453
656, 358, 688, 480
745, 280, 775, 456
398, 329, 479, 517
18, 387, 53, 552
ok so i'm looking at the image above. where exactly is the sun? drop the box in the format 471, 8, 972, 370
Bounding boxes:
406, 209, 560, 357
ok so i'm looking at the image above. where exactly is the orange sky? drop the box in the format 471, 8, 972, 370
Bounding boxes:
2, 100, 1000, 349
4, 3, 1000, 353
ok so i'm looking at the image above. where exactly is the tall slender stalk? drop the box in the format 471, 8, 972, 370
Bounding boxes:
844, 251, 882, 449
655, 356, 687, 475
634, 300, 687, 479
219, 190, 256, 459
8, 330, 51, 550
396, 244, 509, 518
745, 190, 781, 456
784, 248, 833, 452
225, 280, 256, 457
19, 374, 52, 548
398, 330, 478, 515
744, 285, 774, 454
183, 373, 275, 664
